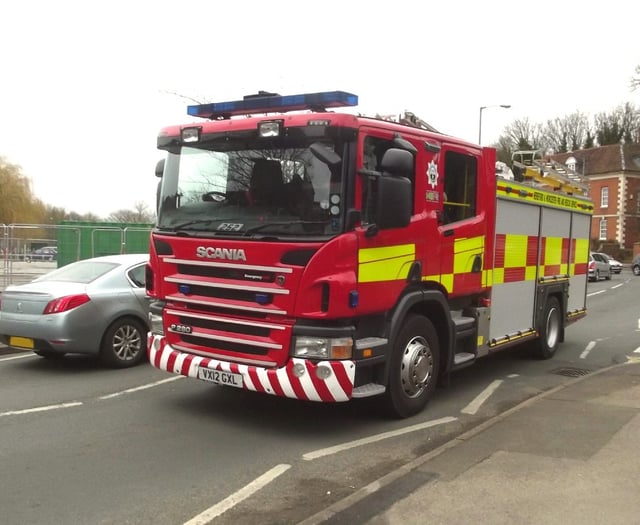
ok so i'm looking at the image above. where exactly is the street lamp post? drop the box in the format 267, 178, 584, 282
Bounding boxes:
478, 104, 511, 145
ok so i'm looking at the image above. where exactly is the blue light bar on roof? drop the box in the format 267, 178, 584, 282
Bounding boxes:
187, 91, 358, 119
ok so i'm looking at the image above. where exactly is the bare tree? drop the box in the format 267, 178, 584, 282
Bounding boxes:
631, 65, 640, 91
500, 118, 544, 152
594, 103, 640, 145
107, 201, 154, 223
542, 112, 590, 153
493, 135, 516, 165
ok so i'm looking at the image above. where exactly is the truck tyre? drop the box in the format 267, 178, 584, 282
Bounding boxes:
100, 317, 147, 368
534, 296, 561, 359
385, 315, 440, 418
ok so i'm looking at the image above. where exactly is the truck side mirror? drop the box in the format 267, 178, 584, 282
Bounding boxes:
155, 159, 165, 178
380, 148, 414, 178
376, 176, 412, 230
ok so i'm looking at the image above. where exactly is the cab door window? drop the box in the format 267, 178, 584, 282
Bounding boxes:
443, 151, 477, 224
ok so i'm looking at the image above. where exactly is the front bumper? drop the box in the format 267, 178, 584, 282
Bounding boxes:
148, 333, 356, 402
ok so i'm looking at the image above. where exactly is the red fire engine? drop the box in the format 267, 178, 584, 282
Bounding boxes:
146, 91, 593, 417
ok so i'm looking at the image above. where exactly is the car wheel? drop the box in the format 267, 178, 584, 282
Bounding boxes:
634, 265, 640, 276
534, 296, 561, 359
384, 315, 439, 418
100, 317, 147, 368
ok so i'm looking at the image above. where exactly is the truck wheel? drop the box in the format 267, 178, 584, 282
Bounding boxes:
385, 315, 439, 418
100, 317, 147, 368
534, 296, 561, 359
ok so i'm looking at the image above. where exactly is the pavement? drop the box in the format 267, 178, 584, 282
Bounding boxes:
301, 358, 640, 525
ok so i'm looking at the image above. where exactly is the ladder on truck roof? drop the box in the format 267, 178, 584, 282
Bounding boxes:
374, 112, 441, 133
511, 150, 588, 196
399, 112, 440, 133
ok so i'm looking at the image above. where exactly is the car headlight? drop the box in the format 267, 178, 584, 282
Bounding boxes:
292, 336, 353, 359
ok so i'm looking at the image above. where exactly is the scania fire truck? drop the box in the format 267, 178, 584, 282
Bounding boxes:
146, 91, 593, 417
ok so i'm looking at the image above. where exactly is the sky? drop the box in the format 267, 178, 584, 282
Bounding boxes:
1, 0, 638, 219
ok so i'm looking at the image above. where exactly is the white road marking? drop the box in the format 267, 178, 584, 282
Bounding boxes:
634, 347, 640, 354
587, 290, 606, 297
507, 374, 520, 378
0, 353, 37, 362
98, 376, 183, 400
580, 340, 597, 359
461, 379, 503, 415
302, 416, 457, 461
183, 464, 291, 525
0, 401, 83, 418
0, 363, 182, 418
611, 283, 623, 289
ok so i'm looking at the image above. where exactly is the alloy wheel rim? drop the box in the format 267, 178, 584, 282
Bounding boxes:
113, 325, 141, 361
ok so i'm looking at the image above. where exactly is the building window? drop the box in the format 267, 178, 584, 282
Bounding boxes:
599, 218, 607, 240
600, 187, 608, 208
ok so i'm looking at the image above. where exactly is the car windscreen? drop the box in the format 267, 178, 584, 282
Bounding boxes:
35, 261, 118, 284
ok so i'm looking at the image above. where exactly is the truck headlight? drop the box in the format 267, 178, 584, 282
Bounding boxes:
149, 312, 164, 336
293, 336, 353, 359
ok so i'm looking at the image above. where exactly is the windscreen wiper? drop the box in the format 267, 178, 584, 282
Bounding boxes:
243, 220, 330, 235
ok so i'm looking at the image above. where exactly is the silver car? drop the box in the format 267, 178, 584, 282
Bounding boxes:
0, 253, 150, 368
595, 252, 623, 274
588, 252, 612, 282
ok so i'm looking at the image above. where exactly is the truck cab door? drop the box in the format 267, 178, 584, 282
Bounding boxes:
437, 147, 489, 298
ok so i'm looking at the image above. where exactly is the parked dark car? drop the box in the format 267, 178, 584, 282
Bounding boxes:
588, 252, 612, 281
25, 246, 57, 262
0, 253, 150, 368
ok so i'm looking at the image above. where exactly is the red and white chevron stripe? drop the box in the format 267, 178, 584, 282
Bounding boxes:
148, 334, 355, 402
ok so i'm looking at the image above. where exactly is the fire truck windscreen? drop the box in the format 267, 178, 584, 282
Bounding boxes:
156, 140, 343, 237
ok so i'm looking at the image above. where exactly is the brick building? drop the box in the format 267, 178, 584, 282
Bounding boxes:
550, 142, 640, 254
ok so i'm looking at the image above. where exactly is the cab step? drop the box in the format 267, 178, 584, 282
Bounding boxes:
352, 383, 386, 398
453, 352, 475, 366
452, 314, 478, 370
452, 315, 476, 338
